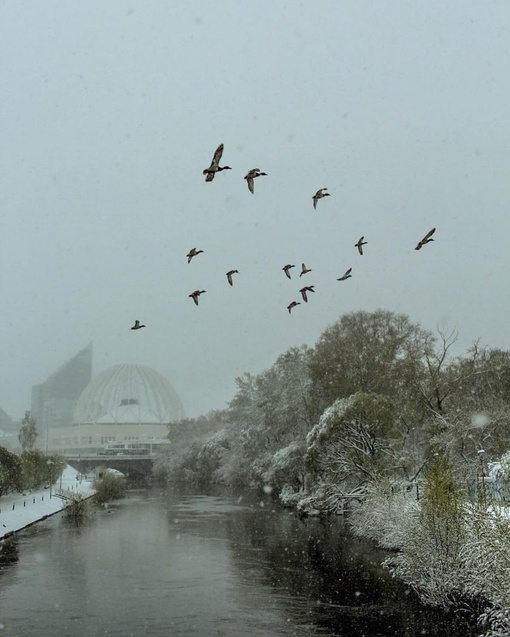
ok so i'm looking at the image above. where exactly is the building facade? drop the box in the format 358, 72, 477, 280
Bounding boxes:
47, 363, 184, 454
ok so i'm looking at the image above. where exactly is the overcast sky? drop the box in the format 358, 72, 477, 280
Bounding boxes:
2, 1, 510, 420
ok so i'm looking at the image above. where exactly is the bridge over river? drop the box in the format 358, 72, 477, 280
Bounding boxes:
65, 453, 155, 483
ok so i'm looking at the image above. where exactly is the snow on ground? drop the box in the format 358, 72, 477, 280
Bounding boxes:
0, 465, 95, 539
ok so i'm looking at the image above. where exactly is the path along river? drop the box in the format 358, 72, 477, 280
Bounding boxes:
0, 487, 477, 637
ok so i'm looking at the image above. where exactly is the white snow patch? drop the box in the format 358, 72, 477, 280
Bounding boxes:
0, 464, 95, 538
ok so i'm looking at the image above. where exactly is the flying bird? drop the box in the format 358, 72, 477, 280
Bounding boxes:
312, 188, 331, 209
187, 248, 204, 263
282, 264, 296, 279
287, 301, 300, 314
244, 168, 267, 194
355, 236, 367, 255
189, 290, 206, 306
299, 285, 315, 302
300, 263, 312, 277
337, 268, 352, 281
415, 227, 436, 250
226, 269, 239, 286
203, 144, 232, 182
131, 320, 146, 330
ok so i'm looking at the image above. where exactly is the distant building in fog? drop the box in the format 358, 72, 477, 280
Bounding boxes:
0, 406, 14, 432
31, 343, 93, 441
0, 406, 17, 450
47, 363, 185, 454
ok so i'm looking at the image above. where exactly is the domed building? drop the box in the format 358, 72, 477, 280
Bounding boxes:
47, 364, 184, 454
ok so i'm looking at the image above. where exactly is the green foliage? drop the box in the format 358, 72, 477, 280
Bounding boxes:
0, 446, 23, 496
18, 411, 38, 452
93, 471, 126, 503
420, 454, 466, 563
20, 451, 65, 490
20, 451, 44, 489
307, 309, 432, 419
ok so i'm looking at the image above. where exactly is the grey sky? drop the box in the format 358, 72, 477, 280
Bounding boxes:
2, 1, 510, 420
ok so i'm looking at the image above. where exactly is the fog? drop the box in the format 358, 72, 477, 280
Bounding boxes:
2, 1, 510, 419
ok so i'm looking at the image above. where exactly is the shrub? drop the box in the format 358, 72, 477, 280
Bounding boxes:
349, 478, 419, 549
93, 472, 126, 504
64, 493, 90, 519
0, 446, 23, 496
385, 454, 469, 607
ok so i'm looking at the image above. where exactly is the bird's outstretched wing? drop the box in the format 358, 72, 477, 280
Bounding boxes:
422, 227, 436, 242
338, 267, 352, 280
205, 144, 224, 182
415, 227, 436, 250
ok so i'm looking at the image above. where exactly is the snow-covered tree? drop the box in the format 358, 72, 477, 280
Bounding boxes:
262, 441, 307, 493
18, 410, 38, 452
224, 345, 312, 488
306, 392, 397, 491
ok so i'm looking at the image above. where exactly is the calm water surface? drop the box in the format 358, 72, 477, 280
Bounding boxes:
0, 488, 477, 637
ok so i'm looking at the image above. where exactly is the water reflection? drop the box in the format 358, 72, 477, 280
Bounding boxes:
220, 495, 475, 637
0, 536, 19, 567
0, 488, 477, 637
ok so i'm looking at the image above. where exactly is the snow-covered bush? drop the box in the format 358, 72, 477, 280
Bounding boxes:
280, 484, 304, 508
93, 472, 126, 503
478, 607, 510, 637
349, 478, 419, 549
384, 454, 469, 608
461, 508, 510, 637
292, 481, 361, 516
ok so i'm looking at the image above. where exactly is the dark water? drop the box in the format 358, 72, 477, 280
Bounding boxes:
0, 488, 477, 637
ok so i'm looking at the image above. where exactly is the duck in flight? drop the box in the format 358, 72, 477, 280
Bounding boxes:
189, 290, 206, 306
299, 286, 315, 302
300, 263, 312, 277
415, 227, 436, 250
203, 144, 231, 182
287, 301, 300, 314
355, 236, 367, 255
337, 267, 352, 281
226, 269, 239, 286
244, 169, 267, 194
131, 320, 146, 330
312, 188, 330, 210
283, 264, 295, 279
187, 248, 204, 263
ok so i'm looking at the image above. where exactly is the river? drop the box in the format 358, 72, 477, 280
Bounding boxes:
0, 487, 477, 637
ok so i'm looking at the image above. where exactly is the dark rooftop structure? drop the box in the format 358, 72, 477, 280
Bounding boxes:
31, 343, 93, 433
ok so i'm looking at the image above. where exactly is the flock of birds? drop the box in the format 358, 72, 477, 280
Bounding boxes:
130, 144, 436, 330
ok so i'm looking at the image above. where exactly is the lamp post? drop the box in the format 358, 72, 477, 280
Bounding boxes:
46, 459, 54, 498
478, 449, 486, 506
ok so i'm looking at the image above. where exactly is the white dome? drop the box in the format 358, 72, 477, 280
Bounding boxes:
73, 364, 184, 425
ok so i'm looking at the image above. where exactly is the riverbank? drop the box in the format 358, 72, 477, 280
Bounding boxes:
0, 465, 95, 540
